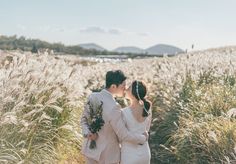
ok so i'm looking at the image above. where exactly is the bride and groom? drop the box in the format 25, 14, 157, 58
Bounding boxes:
81, 70, 152, 164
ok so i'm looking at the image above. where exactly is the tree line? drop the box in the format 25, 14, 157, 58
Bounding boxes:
0, 35, 144, 57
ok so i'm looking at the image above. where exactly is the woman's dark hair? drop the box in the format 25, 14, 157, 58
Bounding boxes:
105, 70, 127, 88
132, 81, 152, 117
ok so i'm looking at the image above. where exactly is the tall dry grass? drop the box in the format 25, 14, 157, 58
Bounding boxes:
150, 70, 236, 163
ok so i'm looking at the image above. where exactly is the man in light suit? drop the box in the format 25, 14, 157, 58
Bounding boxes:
81, 70, 148, 164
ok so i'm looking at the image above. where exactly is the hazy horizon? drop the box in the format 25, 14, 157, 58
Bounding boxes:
1, 0, 236, 51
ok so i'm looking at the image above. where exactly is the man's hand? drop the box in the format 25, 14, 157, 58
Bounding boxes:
87, 133, 98, 140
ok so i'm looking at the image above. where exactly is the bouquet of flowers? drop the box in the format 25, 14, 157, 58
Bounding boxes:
87, 97, 105, 149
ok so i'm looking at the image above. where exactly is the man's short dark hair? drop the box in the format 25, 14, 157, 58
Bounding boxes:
105, 70, 127, 88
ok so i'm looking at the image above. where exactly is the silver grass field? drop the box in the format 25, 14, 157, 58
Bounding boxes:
1, 47, 236, 164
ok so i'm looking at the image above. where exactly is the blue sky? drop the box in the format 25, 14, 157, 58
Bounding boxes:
1, 0, 236, 50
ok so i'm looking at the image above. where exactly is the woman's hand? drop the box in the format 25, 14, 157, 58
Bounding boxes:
143, 131, 149, 141
87, 133, 98, 140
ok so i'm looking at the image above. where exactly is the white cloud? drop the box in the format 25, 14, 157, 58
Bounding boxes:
17, 24, 26, 31
137, 32, 149, 37
53, 28, 65, 32
79, 26, 149, 37
108, 28, 122, 35
39, 26, 67, 33
39, 25, 52, 32
80, 26, 106, 34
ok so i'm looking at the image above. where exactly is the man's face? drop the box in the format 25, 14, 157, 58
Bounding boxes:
115, 80, 126, 97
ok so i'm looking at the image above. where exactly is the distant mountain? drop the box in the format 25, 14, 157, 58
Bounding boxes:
113, 44, 184, 55
113, 46, 145, 54
145, 44, 184, 55
78, 43, 106, 51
